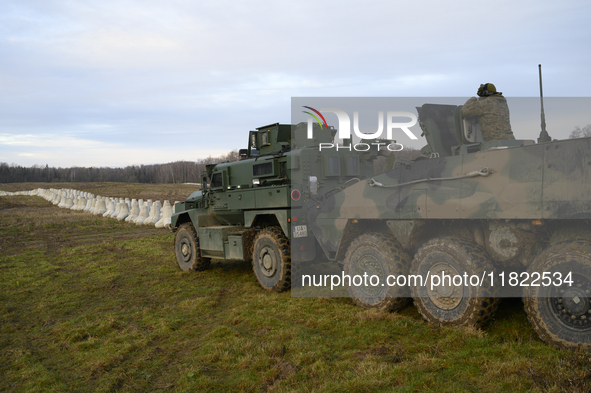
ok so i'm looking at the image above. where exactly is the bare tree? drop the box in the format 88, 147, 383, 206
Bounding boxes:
569, 124, 591, 139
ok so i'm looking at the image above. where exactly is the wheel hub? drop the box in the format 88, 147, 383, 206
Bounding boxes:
179, 239, 192, 262
562, 288, 588, 315
263, 254, 273, 270
355, 254, 384, 297
259, 246, 277, 278
551, 274, 591, 331
427, 262, 462, 310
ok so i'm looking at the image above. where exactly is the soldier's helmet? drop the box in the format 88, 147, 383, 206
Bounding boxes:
477, 83, 497, 97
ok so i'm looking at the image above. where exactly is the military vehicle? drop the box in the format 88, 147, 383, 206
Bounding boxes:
170, 122, 383, 292
307, 103, 591, 351
171, 105, 591, 351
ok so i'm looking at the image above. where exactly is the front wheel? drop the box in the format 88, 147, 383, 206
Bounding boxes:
343, 233, 411, 312
252, 227, 291, 292
411, 237, 498, 328
174, 223, 211, 272
524, 241, 591, 350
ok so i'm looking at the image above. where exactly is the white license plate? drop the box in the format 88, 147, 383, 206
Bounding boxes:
293, 225, 307, 238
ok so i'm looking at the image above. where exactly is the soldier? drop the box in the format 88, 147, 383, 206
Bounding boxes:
461, 83, 515, 141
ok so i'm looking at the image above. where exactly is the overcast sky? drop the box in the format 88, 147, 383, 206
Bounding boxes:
1, 0, 590, 167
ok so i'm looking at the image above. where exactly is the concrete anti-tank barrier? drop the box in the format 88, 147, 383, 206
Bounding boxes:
0, 187, 174, 230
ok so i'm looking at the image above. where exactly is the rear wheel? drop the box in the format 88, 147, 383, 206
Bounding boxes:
252, 227, 291, 292
411, 237, 498, 327
174, 223, 211, 271
524, 241, 591, 350
344, 233, 411, 312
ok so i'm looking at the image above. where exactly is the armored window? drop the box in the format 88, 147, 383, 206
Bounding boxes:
253, 162, 273, 177
250, 132, 258, 149
328, 156, 340, 176
347, 156, 359, 176
211, 173, 223, 188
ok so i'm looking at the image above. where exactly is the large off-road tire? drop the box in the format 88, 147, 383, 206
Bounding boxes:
291, 260, 312, 289
411, 237, 498, 327
549, 223, 591, 245
174, 223, 211, 272
252, 227, 291, 292
344, 233, 411, 312
523, 241, 591, 350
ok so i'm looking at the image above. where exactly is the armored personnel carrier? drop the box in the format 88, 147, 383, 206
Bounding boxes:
171, 105, 591, 351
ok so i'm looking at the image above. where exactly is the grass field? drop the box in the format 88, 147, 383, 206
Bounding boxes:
1, 183, 590, 392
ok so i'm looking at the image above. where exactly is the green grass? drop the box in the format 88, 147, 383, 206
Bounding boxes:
0, 184, 590, 392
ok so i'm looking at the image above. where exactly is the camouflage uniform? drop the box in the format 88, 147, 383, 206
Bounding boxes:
461, 94, 515, 141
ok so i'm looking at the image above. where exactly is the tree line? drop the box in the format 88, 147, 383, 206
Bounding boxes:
3, 124, 589, 184
0, 145, 443, 184
0, 151, 240, 184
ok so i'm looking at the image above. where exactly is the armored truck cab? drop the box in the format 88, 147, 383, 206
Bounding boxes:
171, 122, 379, 291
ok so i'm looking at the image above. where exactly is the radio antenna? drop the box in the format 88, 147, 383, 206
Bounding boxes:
537, 64, 551, 143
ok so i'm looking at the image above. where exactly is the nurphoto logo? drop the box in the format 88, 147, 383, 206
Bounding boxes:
302, 106, 418, 152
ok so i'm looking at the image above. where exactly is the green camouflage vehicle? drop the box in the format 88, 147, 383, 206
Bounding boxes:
307, 103, 591, 350
171, 105, 591, 351
170, 122, 380, 291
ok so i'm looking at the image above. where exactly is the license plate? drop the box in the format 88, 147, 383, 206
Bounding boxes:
293, 225, 307, 238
